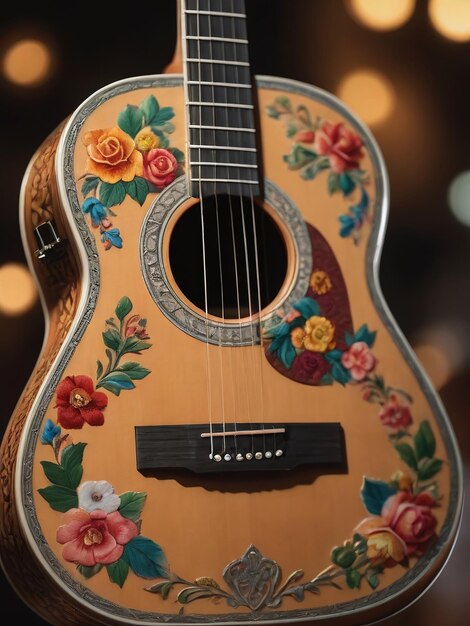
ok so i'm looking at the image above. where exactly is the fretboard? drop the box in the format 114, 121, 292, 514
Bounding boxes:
182, 0, 260, 198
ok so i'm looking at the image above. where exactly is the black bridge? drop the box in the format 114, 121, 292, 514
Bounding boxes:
135, 423, 345, 474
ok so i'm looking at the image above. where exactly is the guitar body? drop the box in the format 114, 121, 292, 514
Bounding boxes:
0, 72, 462, 626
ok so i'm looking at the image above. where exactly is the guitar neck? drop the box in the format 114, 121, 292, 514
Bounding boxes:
182, 0, 261, 198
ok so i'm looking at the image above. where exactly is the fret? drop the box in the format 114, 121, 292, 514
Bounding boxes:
190, 145, 257, 152
191, 162, 258, 169
186, 35, 248, 44
186, 81, 252, 88
188, 101, 254, 109
189, 124, 256, 133
184, 10, 246, 19
186, 58, 250, 66
191, 178, 258, 185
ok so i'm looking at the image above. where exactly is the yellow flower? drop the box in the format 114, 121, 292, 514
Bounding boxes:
135, 127, 160, 152
290, 327, 306, 348
366, 531, 406, 563
310, 270, 332, 295
391, 470, 413, 491
303, 316, 335, 352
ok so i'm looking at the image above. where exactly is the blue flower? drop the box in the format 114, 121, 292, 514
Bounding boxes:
82, 197, 106, 227
41, 419, 61, 445
101, 228, 123, 250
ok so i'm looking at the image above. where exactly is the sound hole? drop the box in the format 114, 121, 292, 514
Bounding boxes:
169, 195, 288, 319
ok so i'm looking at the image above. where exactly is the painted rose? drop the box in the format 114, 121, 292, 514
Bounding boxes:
379, 394, 412, 429
309, 270, 332, 295
291, 350, 330, 385
341, 341, 377, 381
55, 375, 108, 429
124, 314, 150, 340
356, 491, 437, 559
78, 481, 121, 513
303, 316, 335, 352
313, 121, 364, 173
143, 148, 178, 188
135, 126, 160, 152
83, 126, 143, 184
57, 508, 138, 566
295, 130, 315, 144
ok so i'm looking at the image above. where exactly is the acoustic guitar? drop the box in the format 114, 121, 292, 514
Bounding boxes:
0, 1, 463, 625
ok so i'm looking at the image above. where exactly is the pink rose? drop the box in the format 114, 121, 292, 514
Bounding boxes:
56, 508, 138, 566
313, 121, 364, 173
382, 492, 437, 554
341, 341, 376, 381
379, 395, 412, 429
143, 148, 178, 188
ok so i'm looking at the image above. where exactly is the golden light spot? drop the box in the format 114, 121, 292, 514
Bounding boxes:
337, 69, 395, 126
0, 263, 37, 315
347, 0, 415, 31
414, 344, 452, 391
429, 0, 470, 42
2, 39, 51, 86
413, 325, 466, 389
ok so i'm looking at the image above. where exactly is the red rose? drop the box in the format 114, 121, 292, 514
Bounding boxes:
313, 121, 364, 173
295, 130, 315, 144
56, 375, 108, 429
57, 508, 138, 566
382, 491, 437, 554
143, 148, 178, 188
379, 395, 412, 429
291, 349, 330, 385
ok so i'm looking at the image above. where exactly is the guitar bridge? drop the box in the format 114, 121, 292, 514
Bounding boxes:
135, 423, 346, 474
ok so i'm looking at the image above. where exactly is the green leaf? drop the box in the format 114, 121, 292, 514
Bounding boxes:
417, 457, 443, 481
394, 443, 418, 471
81, 176, 100, 197
168, 147, 185, 164
266, 105, 280, 119
118, 105, 144, 138
284, 144, 317, 170
154, 107, 175, 126
152, 128, 170, 148
77, 564, 102, 579
345, 568, 362, 589
118, 362, 151, 380
97, 371, 135, 396
177, 587, 216, 605
366, 572, 380, 590
96, 360, 103, 379
119, 491, 147, 522
120, 336, 152, 355
414, 420, 436, 460
102, 328, 122, 351
339, 172, 356, 196
107, 559, 130, 588
115, 296, 133, 321
361, 477, 397, 515
60, 442, 86, 489
123, 536, 167, 579
40, 461, 77, 489
126, 177, 149, 205
37, 485, 78, 512
328, 172, 340, 195
331, 546, 356, 569
140, 95, 159, 125
275, 96, 292, 111
292, 297, 320, 319
278, 335, 296, 369
100, 181, 126, 208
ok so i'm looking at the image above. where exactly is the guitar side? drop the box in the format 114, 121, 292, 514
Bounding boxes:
0, 73, 463, 626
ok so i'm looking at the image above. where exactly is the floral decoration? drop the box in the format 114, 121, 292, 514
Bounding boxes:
80, 95, 185, 250
52, 296, 151, 430
266, 96, 370, 244
39, 433, 166, 587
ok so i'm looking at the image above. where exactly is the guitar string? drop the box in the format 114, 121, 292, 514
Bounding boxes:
207, 0, 228, 457
194, 0, 214, 459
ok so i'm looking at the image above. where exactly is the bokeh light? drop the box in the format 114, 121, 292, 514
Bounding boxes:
413, 325, 466, 390
0, 263, 37, 315
429, 0, 470, 42
448, 170, 470, 227
2, 39, 51, 86
337, 69, 395, 126
348, 0, 416, 31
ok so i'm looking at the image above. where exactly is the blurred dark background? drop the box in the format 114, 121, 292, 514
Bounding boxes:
0, 1, 468, 624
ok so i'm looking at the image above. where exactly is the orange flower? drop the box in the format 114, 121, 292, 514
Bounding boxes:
83, 126, 143, 184
310, 270, 332, 295
290, 327, 306, 349
303, 316, 335, 352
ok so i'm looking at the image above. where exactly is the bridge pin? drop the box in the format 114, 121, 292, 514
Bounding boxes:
214, 454, 222, 462
236, 453, 244, 461
245, 452, 253, 460
275, 449, 283, 457
255, 452, 263, 460
265, 451, 273, 459
224, 453, 232, 461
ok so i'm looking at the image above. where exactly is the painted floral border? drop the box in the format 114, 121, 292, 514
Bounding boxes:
266, 96, 370, 244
